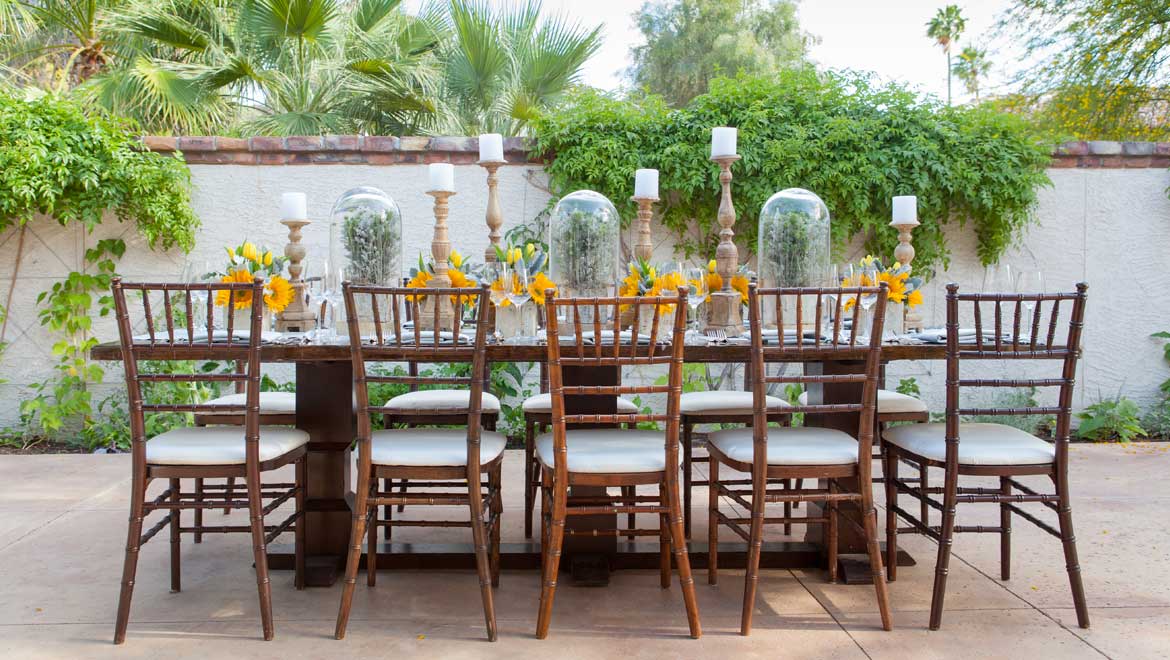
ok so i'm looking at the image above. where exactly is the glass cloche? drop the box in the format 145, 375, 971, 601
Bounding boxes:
548, 190, 621, 297
328, 186, 403, 286
757, 188, 831, 288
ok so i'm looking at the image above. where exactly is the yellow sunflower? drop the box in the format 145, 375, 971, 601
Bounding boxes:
490, 276, 512, 307
215, 269, 255, 308
528, 272, 556, 306
704, 272, 722, 302
877, 270, 907, 304
447, 268, 475, 288
405, 270, 432, 302
906, 288, 923, 308
730, 274, 750, 304
264, 275, 294, 313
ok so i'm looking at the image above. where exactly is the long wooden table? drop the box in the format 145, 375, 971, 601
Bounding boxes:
91, 340, 945, 586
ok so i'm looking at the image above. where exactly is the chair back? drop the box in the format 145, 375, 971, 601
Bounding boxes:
343, 283, 491, 467
111, 276, 266, 456
746, 283, 889, 470
543, 289, 688, 476
944, 282, 1089, 459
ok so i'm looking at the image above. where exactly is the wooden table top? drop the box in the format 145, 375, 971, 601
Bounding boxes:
90, 340, 947, 364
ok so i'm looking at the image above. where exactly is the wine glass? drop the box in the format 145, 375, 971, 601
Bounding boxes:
484, 261, 508, 342
982, 262, 1014, 293
685, 265, 708, 345
180, 260, 210, 336
314, 264, 344, 342
505, 259, 531, 343
1016, 270, 1044, 338
857, 263, 879, 342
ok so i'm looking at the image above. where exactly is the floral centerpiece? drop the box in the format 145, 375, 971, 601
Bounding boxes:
406, 249, 479, 309
214, 241, 293, 323
491, 242, 556, 306
619, 258, 687, 321
842, 255, 923, 309
704, 259, 752, 306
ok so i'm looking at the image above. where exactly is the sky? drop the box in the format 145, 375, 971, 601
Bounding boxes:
404, 0, 1018, 104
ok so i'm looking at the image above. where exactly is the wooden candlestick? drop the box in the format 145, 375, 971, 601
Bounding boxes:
275, 218, 316, 332
480, 160, 506, 263
707, 154, 744, 335
891, 219, 923, 332
631, 195, 658, 262
423, 189, 456, 330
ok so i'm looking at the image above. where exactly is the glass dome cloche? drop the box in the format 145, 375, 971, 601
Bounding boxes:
328, 186, 403, 286
757, 188, 831, 288
548, 190, 621, 297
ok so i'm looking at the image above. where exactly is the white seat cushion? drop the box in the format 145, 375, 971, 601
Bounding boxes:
680, 391, 791, 416
884, 422, 1055, 466
383, 389, 501, 414
200, 392, 296, 415
370, 429, 507, 466
536, 429, 665, 473
798, 389, 928, 415
707, 426, 859, 465
522, 393, 639, 414
146, 426, 309, 465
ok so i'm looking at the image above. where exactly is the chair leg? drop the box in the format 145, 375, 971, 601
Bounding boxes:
884, 450, 899, 581
223, 476, 234, 515
623, 485, 636, 541
665, 476, 701, 639
1000, 476, 1011, 581
1056, 474, 1090, 628
783, 479, 792, 536
468, 470, 497, 641
740, 475, 765, 636
827, 479, 839, 584
294, 457, 306, 591
382, 478, 392, 540
193, 478, 204, 544
536, 477, 566, 639
682, 422, 693, 538
367, 477, 378, 587
708, 457, 720, 585
490, 463, 502, 588
113, 474, 148, 644
862, 499, 894, 631
245, 471, 274, 640
919, 463, 929, 525
928, 464, 959, 631
335, 467, 371, 640
169, 478, 181, 593
396, 479, 407, 513
658, 483, 670, 589
524, 418, 536, 539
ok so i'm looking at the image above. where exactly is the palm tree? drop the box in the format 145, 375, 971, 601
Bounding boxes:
437, 0, 601, 135
3, 0, 126, 91
926, 4, 966, 105
953, 45, 990, 101
84, 0, 446, 135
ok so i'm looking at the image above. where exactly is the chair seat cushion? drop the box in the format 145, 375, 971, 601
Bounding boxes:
680, 391, 791, 416
522, 393, 638, 414
370, 429, 507, 466
798, 389, 928, 415
383, 389, 501, 414
883, 422, 1055, 466
146, 426, 309, 465
536, 429, 666, 474
707, 426, 860, 466
200, 391, 296, 415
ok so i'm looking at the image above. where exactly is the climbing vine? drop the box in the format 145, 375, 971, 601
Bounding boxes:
530, 70, 1053, 275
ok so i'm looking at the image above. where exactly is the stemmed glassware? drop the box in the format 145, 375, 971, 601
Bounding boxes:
683, 264, 708, 345
857, 262, 879, 343
504, 259, 531, 344
180, 260, 210, 336
484, 261, 508, 343
312, 262, 343, 342
1016, 269, 1044, 340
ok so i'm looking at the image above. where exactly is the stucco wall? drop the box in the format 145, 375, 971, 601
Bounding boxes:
1, 137, 1168, 428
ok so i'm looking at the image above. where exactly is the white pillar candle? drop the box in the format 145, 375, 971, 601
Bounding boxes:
280, 192, 307, 220
711, 127, 737, 158
479, 133, 504, 162
891, 195, 919, 226
428, 163, 455, 192
634, 168, 659, 198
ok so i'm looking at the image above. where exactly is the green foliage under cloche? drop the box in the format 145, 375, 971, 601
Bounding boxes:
530, 70, 1054, 275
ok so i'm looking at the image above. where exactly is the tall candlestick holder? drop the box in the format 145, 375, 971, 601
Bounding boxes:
707, 154, 744, 335
480, 159, 506, 263
891, 217, 923, 332
275, 218, 316, 332
631, 194, 658, 262
422, 190, 456, 331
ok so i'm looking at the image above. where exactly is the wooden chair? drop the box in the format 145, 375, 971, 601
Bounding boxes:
111, 277, 307, 644
707, 283, 893, 635
335, 283, 502, 642
882, 283, 1090, 630
536, 289, 701, 639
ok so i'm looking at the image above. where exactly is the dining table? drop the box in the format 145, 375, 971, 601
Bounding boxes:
91, 338, 947, 587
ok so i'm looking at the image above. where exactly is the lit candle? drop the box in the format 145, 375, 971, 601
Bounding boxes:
891, 195, 919, 226
479, 133, 504, 162
634, 168, 659, 199
711, 127, 737, 158
280, 192, 307, 220
428, 163, 455, 192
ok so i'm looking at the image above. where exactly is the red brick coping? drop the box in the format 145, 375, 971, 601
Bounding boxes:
142, 136, 1170, 168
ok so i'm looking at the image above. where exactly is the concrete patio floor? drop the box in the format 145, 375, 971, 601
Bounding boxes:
0, 443, 1166, 659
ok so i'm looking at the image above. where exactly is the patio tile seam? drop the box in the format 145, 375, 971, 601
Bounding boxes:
0, 509, 71, 554
789, 569, 873, 659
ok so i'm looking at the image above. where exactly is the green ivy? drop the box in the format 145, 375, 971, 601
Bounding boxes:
531, 71, 1053, 275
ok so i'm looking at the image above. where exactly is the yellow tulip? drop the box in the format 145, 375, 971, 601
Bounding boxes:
450, 250, 463, 269
707, 259, 717, 273
262, 251, 273, 266
241, 242, 259, 263
525, 242, 536, 259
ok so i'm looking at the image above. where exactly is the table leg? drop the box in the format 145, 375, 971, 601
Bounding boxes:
295, 360, 355, 586
562, 364, 618, 584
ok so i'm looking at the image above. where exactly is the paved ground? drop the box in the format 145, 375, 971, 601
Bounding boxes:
0, 443, 1166, 659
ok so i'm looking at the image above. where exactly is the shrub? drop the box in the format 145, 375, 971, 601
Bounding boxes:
1076, 396, 1146, 443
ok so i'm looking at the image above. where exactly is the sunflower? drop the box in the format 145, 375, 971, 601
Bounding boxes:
405, 270, 432, 301
877, 270, 907, 304
264, 276, 294, 313
730, 274, 750, 303
447, 268, 475, 288
704, 272, 722, 302
906, 288, 923, 308
490, 276, 512, 307
650, 271, 686, 313
215, 269, 255, 308
528, 272, 557, 305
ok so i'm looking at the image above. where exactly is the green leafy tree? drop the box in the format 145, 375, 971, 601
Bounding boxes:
926, 4, 966, 106
626, 0, 811, 107
996, 0, 1170, 140
953, 45, 991, 101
